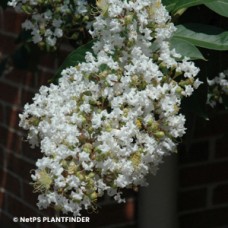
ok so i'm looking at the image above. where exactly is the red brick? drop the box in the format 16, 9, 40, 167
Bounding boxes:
6, 153, 35, 181
0, 188, 6, 210
0, 183, 5, 208
39, 53, 57, 69
6, 69, 36, 88
215, 136, 228, 159
0, 211, 21, 228
7, 193, 38, 218
0, 81, 20, 105
0, 149, 5, 168
39, 208, 57, 218
213, 184, 228, 205
0, 125, 7, 147
38, 198, 136, 228
179, 207, 228, 228
179, 141, 209, 164
0, 103, 4, 123
0, 9, 4, 30
124, 197, 136, 221
0, 126, 22, 153
178, 188, 207, 211
22, 181, 39, 206
81, 201, 136, 227
180, 162, 228, 187
0, 168, 6, 183
56, 49, 73, 67
3, 9, 26, 34
5, 172, 22, 196
5, 106, 22, 132
37, 221, 65, 228
21, 140, 42, 162
35, 71, 53, 87
21, 89, 36, 105
0, 33, 16, 54
194, 112, 228, 138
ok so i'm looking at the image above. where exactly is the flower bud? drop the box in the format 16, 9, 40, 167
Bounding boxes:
104, 123, 112, 132
174, 71, 182, 78
68, 161, 78, 174
154, 131, 165, 139
78, 133, 87, 143
147, 118, 153, 126
99, 70, 109, 79
131, 75, 139, 85
38, 41, 45, 49
123, 108, 129, 117
135, 119, 142, 129
83, 143, 93, 153
175, 86, 183, 94
149, 121, 159, 131
88, 172, 95, 178
61, 160, 68, 169
28, 116, 40, 127
90, 192, 98, 201
179, 78, 194, 87
80, 115, 87, 124
127, 40, 135, 47
124, 14, 134, 25
130, 151, 141, 168
83, 16, 89, 22
94, 147, 102, 154
21, 5, 33, 14
77, 172, 84, 181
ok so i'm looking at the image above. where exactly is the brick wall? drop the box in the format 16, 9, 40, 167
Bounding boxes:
178, 111, 228, 228
0, 7, 137, 228
1, 5, 228, 228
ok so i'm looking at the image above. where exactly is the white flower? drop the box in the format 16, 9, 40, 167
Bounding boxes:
207, 71, 228, 107
8, 0, 89, 48
19, 0, 200, 216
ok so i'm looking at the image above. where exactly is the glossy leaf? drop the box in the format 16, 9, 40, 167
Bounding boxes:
162, 0, 178, 12
173, 24, 228, 51
0, 58, 7, 76
170, 37, 206, 60
53, 40, 94, 83
205, 0, 228, 18
173, 0, 215, 11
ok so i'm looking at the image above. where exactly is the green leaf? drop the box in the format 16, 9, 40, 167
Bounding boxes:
173, 24, 228, 51
205, 0, 228, 18
53, 40, 94, 83
0, 58, 7, 76
170, 37, 206, 60
173, 0, 215, 11
162, 0, 178, 12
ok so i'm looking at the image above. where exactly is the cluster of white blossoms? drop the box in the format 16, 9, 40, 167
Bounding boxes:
207, 71, 228, 108
8, 0, 89, 49
19, 0, 200, 215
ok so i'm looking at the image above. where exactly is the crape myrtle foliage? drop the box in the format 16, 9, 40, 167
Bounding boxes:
8, 0, 90, 50
207, 70, 228, 108
19, 0, 200, 215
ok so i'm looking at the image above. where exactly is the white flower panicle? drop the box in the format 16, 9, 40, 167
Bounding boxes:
19, 0, 200, 215
207, 70, 228, 108
8, 0, 89, 49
